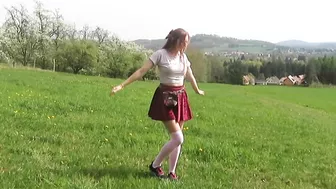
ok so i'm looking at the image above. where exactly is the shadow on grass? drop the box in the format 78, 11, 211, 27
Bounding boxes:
80, 165, 152, 180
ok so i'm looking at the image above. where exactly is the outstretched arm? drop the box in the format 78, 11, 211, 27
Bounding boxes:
111, 60, 154, 95
185, 66, 204, 95
121, 60, 154, 87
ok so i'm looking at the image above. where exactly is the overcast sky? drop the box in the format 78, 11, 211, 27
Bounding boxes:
1, 0, 335, 43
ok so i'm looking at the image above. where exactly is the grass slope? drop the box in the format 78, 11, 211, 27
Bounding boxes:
1, 67, 336, 189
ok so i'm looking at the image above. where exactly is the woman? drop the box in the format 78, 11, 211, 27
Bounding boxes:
111, 28, 205, 180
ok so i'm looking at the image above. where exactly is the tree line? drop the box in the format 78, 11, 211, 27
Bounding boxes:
205, 54, 336, 85
0, 2, 156, 79
1, 2, 335, 86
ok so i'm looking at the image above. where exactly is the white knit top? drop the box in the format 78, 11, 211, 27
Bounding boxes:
149, 49, 191, 85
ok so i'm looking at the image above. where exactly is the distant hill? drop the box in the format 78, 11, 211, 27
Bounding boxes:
133, 34, 280, 54
276, 40, 312, 47
133, 34, 336, 54
277, 40, 336, 49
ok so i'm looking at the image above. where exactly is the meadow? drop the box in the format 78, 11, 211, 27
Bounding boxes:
0, 67, 335, 189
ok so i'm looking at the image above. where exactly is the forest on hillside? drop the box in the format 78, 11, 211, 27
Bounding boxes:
1, 1, 336, 86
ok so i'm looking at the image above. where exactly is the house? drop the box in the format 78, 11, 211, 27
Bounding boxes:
283, 74, 306, 85
283, 75, 296, 85
282, 74, 305, 86
266, 76, 280, 85
298, 74, 305, 80
242, 74, 256, 85
279, 77, 287, 85
296, 74, 306, 85
243, 75, 250, 85
255, 79, 267, 85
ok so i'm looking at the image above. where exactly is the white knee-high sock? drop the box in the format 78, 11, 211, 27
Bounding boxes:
169, 145, 181, 173
153, 130, 184, 168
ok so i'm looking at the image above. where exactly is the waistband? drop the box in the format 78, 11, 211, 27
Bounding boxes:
159, 83, 185, 91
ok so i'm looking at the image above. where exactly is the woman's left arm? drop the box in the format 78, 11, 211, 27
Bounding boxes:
185, 66, 205, 95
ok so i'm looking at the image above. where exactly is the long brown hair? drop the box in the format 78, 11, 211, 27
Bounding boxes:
162, 28, 190, 75
162, 28, 190, 53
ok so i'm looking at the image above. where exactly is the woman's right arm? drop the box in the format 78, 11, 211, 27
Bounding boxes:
111, 60, 154, 95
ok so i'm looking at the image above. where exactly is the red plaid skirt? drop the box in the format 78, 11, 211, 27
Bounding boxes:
148, 84, 193, 122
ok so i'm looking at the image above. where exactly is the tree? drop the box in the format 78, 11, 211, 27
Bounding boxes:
206, 55, 225, 83
57, 39, 98, 74
50, 9, 66, 71
1, 4, 38, 66
185, 47, 208, 82
298, 55, 306, 62
227, 59, 248, 85
276, 57, 286, 78
33, 1, 53, 69
79, 25, 91, 40
91, 27, 109, 45
0, 49, 9, 63
305, 58, 319, 84
248, 64, 259, 78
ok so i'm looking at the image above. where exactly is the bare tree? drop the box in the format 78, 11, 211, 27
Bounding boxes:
79, 25, 91, 40
92, 26, 109, 45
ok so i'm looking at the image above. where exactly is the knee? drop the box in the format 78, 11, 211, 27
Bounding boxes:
171, 130, 184, 145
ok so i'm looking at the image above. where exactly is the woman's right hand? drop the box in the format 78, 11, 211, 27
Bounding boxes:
110, 84, 124, 95
110, 59, 154, 96
197, 89, 205, 96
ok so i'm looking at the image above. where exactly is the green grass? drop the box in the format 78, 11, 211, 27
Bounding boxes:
1, 67, 336, 189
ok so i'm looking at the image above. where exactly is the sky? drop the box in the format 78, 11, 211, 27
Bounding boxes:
0, 0, 335, 43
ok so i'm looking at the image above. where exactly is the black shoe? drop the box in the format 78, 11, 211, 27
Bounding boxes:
149, 162, 165, 178
167, 172, 178, 180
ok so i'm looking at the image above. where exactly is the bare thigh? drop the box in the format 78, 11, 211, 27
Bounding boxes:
179, 121, 185, 130
163, 120, 181, 133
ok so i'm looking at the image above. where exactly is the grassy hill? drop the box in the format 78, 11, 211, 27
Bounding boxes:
1, 67, 336, 188
133, 34, 281, 54
277, 40, 336, 49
